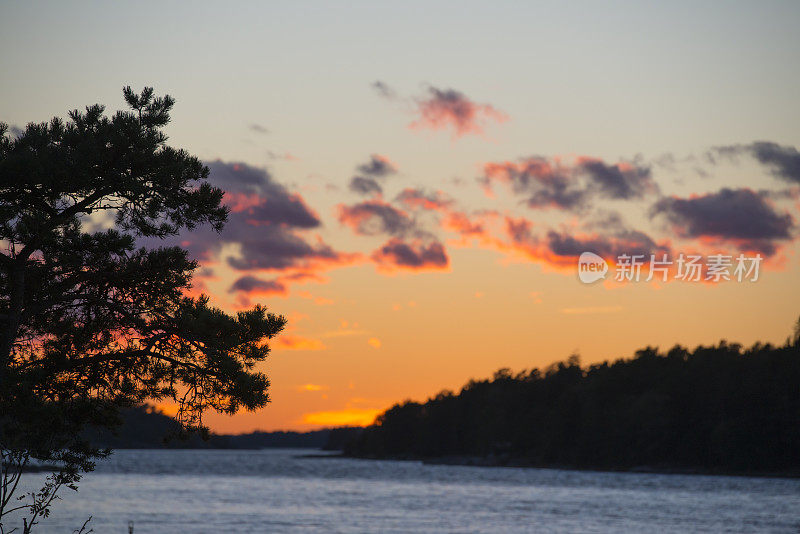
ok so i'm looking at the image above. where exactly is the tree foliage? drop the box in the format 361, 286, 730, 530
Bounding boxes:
348, 334, 800, 474
0, 87, 285, 532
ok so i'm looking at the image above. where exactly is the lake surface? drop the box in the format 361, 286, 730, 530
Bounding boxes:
10, 448, 800, 533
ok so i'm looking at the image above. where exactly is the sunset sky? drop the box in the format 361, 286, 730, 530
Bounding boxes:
2, 1, 799, 432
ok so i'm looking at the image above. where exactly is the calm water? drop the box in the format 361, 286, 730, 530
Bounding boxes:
9, 448, 800, 533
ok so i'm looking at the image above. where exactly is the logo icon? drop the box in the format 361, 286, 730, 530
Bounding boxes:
578, 252, 608, 284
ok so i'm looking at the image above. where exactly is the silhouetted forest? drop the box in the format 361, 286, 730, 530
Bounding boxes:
344, 340, 800, 474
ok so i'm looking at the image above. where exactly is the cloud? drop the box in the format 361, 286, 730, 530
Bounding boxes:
275, 335, 326, 351
481, 156, 656, 211
356, 154, 397, 178
441, 210, 497, 242
371, 80, 397, 100
577, 157, 657, 200
482, 157, 586, 210
395, 188, 453, 211
443, 212, 485, 236
349, 176, 383, 196
447, 211, 667, 270
343, 190, 498, 254
540, 210, 667, 262
650, 188, 793, 255
229, 275, 287, 296
371, 238, 449, 272
208, 160, 320, 227
225, 228, 355, 272
248, 123, 269, 134
409, 86, 508, 139
545, 228, 664, 261
748, 142, 800, 183
712, 142, 800, 184
147, 161, 358, 295
337, 191, 455, 274
420, 192, 669, 273
348, 154, 398, 196
337, 199, 416, 237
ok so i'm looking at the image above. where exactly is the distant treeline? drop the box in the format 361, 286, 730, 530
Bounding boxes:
86, 406, 358, 450
344, 341, 800, 474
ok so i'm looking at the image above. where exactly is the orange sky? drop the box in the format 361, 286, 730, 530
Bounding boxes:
3, 2, 799, 434
194, 165, 800, 433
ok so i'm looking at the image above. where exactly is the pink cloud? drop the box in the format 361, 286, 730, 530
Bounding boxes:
409, 87, 508, 139
395, 188, 453, 212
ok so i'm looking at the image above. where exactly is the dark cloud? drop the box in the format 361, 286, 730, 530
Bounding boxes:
207, 160, 319, 228
371, 80, 397, 99
248, 123, 269, 134
229, 275, 286, 295
584, 210, 626, 230
748, 142, 800, 183
371, 238, 449, 271
710, 142, 800, 184
205, 160, 278, 195
482, 158, 587, 211
356, 154, 397, 178
349, 176, 383, 196
147, 161, 356, 278
481, 156, 655, 211
546, 229, 662, 260
650, 188, 793, 255
578, 158, 656, 200
505, 216, 535, 244
527, 185, 587, 211
225, 227, 346, 271
347, 154, 397, 196
241, 195, 319, 229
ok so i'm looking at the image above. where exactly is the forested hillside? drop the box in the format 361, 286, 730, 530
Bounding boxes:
345, 340, 800, 474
